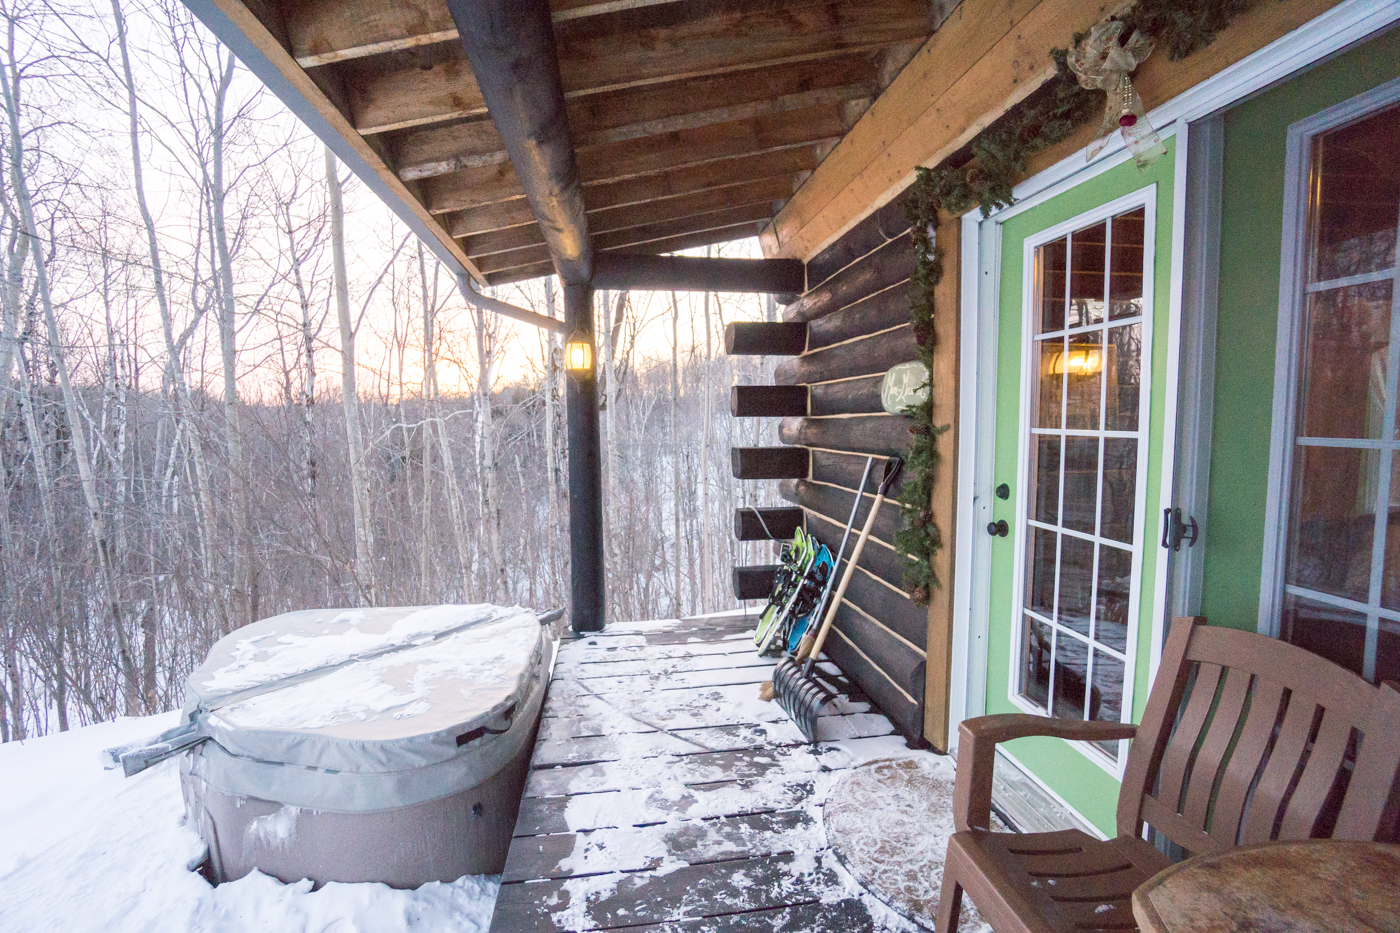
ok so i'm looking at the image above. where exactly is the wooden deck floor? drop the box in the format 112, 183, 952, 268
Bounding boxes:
488, 611, 928, 933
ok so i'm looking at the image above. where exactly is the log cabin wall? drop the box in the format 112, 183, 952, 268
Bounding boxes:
769, 190, 931, 745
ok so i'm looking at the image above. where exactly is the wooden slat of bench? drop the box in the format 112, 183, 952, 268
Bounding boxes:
488, 851, 849, 933
502, 809, 816, 881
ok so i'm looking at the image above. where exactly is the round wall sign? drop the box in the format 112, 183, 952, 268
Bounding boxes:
880, 360, 930, 414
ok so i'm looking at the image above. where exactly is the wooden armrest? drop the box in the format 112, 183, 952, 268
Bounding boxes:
951, 714, 1137, 832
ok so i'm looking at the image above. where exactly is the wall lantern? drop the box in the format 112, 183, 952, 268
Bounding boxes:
565, 333, 594, 372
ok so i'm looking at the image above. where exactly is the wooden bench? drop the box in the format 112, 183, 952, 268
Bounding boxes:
936, 616, 1400, 933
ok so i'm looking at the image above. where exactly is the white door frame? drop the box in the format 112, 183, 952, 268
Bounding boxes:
948, 0, 1400, 750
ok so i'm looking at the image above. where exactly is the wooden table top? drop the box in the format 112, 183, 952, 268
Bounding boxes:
1132, 840, 1400, 933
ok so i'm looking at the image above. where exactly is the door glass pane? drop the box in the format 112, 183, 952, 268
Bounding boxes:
1101, 437, 1138, 544
1286, 445, 1376, 604
1037, 338, 1065, 429
1109, 208, 1146, 319
1052, 635, 1088, 720
1280, 592, 1369, 676
1297, 282, 1391, 440
1039, 237, 1068, 332
1094, 544, 1132, 653
1018, 204, 1147, 728
1062, 437, 1099, 534
1064, 331, 1103, 430
1032, 436, 1061, 524
1026, 528, 1057, 617
1309, 103, 1400, 282
1091, 650, 1125, 759
1058, 535, 1094, 635
1069, 222, 1107, 327
1023, 617, 1053, 710
1105, 323, 1142, 431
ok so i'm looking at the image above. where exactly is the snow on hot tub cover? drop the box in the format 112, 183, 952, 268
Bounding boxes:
180, 604, 553, 812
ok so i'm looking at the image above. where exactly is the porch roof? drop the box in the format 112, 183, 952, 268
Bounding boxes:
184, 0, 947, 287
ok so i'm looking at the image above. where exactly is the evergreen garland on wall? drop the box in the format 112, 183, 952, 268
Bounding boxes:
895, 0, 1266, 604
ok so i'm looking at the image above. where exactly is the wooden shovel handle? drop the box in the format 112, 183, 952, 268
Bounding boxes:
801, 490, 885, 663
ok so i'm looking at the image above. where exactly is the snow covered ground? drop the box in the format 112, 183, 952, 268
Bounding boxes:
0, 713, 499, 933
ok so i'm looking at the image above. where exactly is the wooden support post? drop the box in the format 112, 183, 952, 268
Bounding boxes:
731, 385, 807, 418
733, 565, 781, 601
592, 253, 805, 294
724, 321, 808, 356
564, 282, 605, 632
733, 507, 805, 541
731, 446, 808, 480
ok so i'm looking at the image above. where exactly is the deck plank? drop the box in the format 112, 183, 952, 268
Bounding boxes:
488, 611, 921, 933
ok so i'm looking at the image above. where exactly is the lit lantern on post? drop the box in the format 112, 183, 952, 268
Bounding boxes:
565, 332, 594, 373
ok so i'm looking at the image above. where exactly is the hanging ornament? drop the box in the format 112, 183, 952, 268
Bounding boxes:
1067, 19, 1167, 168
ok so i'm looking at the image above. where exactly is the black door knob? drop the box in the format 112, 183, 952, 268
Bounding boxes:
987, 519, 1009, 537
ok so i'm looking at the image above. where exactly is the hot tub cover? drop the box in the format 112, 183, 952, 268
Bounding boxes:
173, 604, 553, 812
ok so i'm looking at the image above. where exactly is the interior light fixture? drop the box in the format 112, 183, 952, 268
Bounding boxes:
1049, 346, 1104, 376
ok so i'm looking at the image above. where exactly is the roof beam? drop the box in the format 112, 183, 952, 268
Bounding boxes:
447, 0, 592, 283
593, 254, 804, 293
344, 0, 930, 135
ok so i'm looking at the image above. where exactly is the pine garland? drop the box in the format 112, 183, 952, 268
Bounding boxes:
895, 0, 1262, 603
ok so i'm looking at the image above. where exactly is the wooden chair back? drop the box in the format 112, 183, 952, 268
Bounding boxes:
1116, 617, 1400, 856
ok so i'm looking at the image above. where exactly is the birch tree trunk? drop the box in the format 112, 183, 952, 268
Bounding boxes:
670, 292, 683, 617
0, 28, 139, 711
326, 145, 378, 606
699, 286, 713, 612
417, 241, 434, 602
473, 305, 508, 601
207, 53, 254, 631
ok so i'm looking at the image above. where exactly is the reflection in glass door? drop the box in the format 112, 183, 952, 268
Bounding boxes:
1017, 206, 1148, 760
1280, 102, 1400, 684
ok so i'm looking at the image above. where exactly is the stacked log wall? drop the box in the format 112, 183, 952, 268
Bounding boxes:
774, 194, 930, 743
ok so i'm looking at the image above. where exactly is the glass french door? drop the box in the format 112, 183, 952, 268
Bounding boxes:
1014, 202, 1151, 761
1276, 101, 1400, 684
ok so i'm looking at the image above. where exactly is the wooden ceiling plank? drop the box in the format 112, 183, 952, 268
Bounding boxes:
393, 53, 877, 180
599, 221, 767, 257
583, 147, 818, 212
575, 102, 847, 185
462, 175, 793, 257
591, 202, 775, 251
345, 0, 929, 135
286, 0, 692, 67
421, 161, 524, 214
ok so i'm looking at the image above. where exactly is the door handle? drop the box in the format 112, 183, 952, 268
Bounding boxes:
987, 520, 1009, 537
1161, 508, 1198, 551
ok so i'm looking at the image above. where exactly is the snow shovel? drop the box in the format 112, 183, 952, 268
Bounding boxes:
773, 455, 903, 742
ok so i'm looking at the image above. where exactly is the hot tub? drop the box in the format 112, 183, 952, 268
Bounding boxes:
172, 604, 554, 888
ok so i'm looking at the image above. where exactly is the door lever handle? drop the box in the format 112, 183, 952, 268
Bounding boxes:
1161, 508, 1199, 551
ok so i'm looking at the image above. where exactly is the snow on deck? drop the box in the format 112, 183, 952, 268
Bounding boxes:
490, 611, 943, 933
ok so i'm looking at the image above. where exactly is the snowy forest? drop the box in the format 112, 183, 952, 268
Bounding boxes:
0, 0, 782, 741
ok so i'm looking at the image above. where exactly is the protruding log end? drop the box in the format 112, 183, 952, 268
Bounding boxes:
731, 446, 808, 480
734, 507, 804, 541
731, 385, 807, 418
724, 321, 808, 356
733, 564, 781, 601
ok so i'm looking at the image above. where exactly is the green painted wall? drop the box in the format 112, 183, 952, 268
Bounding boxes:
986, 140, 1177, 835
1202, 29, 1400, 633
